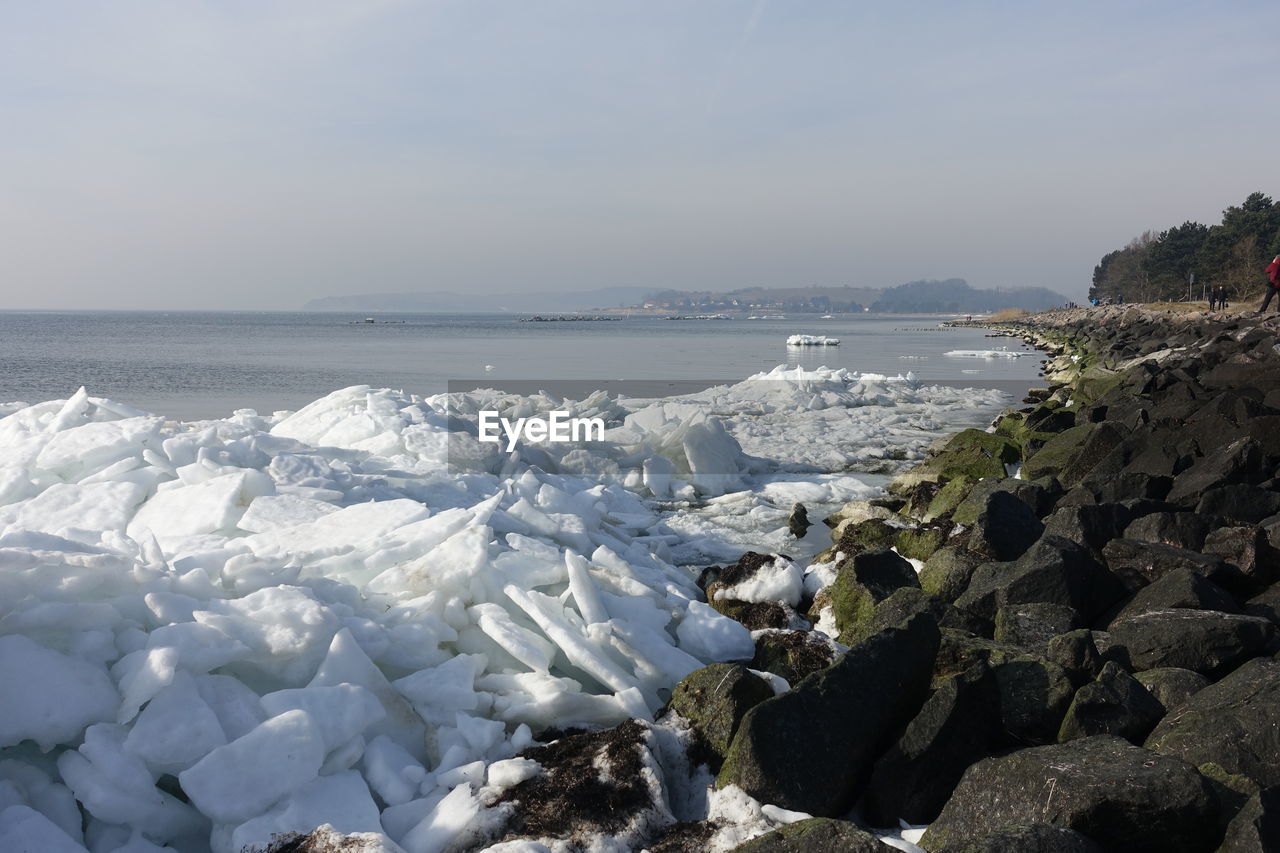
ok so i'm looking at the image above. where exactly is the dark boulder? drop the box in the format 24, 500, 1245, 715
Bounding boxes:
1214, 788, 1280, 853
717, 614, 940, 816
919, 736, 1219, 853
728, 818, 896, 852
1107, 609, 1274, 677
1046, 629, 1104, 687
918, 548, 981, 603
668, 664, 774, 768
955, 535, 1126, 625
1102, 538, 1231, 592
865, 662, 1003, 824
750, 631, 835, 686
935, 824, 1103, 853
969, 491, 1045, 561
1134, 667, 1210, 711
1146, 658, 1280, 789
1166, 438, 1266, 505
1203, 526, 1280, 594
1123, 511, 1211, 551
994, 602, 1080, 657
1245, 584, 1280, 626
820, 549, 921, 645
1196, 485, 1280, 526
787, 503, 810, 539
992, 654, 1077, 746
1042, 503, 1132, 552
1057, 661, 1166, 744
1110, 568, 1240, 625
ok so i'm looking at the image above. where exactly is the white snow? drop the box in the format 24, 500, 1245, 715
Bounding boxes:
0, 373, 1011, 851
944, 347, 1032, 358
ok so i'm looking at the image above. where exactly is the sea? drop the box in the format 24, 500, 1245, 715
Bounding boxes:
0, 311, 1043, 419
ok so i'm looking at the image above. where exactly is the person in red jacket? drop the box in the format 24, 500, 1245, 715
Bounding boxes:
1260, 255, 1280, 314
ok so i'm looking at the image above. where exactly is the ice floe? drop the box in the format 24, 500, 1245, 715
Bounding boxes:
784, 335, 840, 346
0, 367, 1012, 851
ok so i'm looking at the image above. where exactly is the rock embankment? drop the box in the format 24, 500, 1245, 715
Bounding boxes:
427, 306, 1280, 853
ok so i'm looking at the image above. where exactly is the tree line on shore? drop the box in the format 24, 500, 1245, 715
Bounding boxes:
1091, 191, 1280, 304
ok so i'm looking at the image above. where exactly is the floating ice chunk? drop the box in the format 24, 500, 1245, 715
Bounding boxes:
228, 771, 383, 853
0, 482, 143, 542
944, 348, 1031, 358
785, 335, 840, 346
57, 724, 203, 840
0, 805, 89, 853
504, 584, 636, 693
127, 471, 271, 544
237, 494, 339, 533
467, 603, 556, 672
178, 709, 325, 824
123, 672, 227, 774
309, 629, 429, 762
714, 555, 805, 607
393, 655, 485, 724
675, 601, 755, 662
362, 736, 428, 807
0, 635, 119, 751
260, 684, 386, 755
485, 757, 541, 790
399, 783, 482, 853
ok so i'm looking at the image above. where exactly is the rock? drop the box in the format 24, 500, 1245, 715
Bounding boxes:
889, 442, 1013, 493
1102, 538, 1231, 592
1042, 503, 1132, 552
864, 661, 1003, 824
1057, 423, 1128, 487
919, 736, 1219, 853
1134, 667, 1210, 711
729, 818, 896, 852
1165, 437, 1267, 505
717, 614, 940, 816
1203, 526, 1280, 594
992, 654, 1077, 746
1022, 424, 1096, 481
1107, 609, 1274, 677
1091, 472, 1173, 504
935, 824, 1103, 853
919, 548, 981, 603
823, 549, 920, 645
994, 602, 1080, 657
955, 535, 1126, 625
1046, 629, 1104, 687
1245, 584, 1280, 626
1124, 511, 1211, 551
969, 491, 1045, 561
709, 598, 797, 631
255, 826, 404, 853
1110, 568, 1241, 625
750, 632, 835, 686
1214, 788, 1280, 853
668, 664, 775, 768
922, 475, 979, 522
1057, 661, 1166, 744
787, 503, 810, 539
1146, 658, 1280, 788
951, 478, 1058, 526
1196, 485, 1280, 526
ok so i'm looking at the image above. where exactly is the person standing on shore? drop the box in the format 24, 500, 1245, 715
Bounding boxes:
1260, 255, 1280, 314
1217, 286, 1229, 310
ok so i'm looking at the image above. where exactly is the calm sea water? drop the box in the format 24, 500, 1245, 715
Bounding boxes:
0, 311, 1044, 420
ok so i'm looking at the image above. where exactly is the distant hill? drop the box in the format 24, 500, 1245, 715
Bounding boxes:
870, 279, 1069, 313
302, 286, 657, 313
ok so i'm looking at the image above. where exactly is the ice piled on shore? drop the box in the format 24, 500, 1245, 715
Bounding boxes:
944, 347, 1031, 358
784, 334, 839, 346
0, 369, 1008, 852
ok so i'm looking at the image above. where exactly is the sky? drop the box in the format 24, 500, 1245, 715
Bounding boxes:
2, 0, 1278, 309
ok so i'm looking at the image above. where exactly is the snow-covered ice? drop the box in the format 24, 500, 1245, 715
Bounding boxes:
944, 347, 1032, 358
0, 368, 1012, 852
784, 334, 840, 346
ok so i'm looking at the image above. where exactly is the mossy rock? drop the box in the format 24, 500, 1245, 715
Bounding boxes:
729, 817, 888, 852
668, 663, 774, 767
1074, 366, 1127, 404
825, 573, 878, 646
919, 547, 981, 603
890, 445, 1011, 494
922, 476, 978, 522
895, 525, 947, 562
942, 428, 1022, 463
934, 629, 1028, 683
1021, 423, 1096, 481
833, 518, 899, 554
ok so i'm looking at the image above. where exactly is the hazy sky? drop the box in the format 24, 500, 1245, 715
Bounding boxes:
3, 0, 1278, 309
